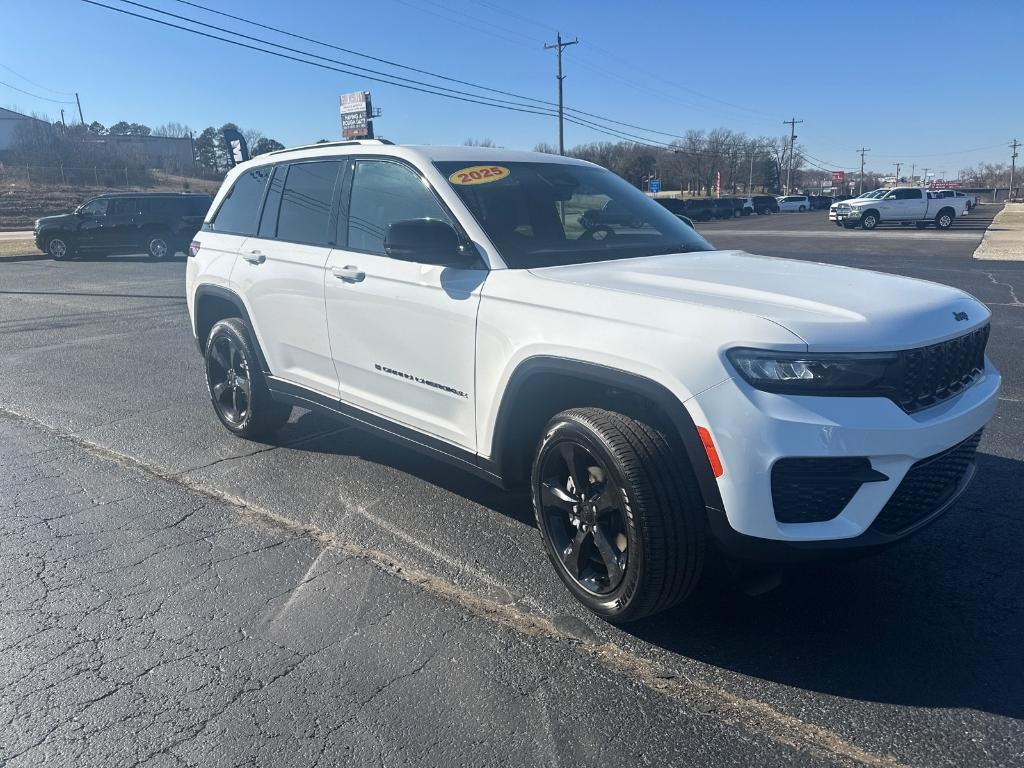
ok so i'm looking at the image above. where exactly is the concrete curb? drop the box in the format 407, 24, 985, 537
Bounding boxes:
974, 203, 1024, 261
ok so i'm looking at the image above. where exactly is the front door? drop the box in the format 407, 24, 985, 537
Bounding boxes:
325, 158, 484, 450
75, 197, 111, 248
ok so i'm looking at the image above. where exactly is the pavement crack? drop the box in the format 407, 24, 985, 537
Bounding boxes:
983, 270, 1024, 306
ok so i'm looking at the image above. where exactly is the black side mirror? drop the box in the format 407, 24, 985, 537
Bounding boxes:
384, 218, 477, 268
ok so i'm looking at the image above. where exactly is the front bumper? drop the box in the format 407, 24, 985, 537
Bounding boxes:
829, 208, 861, 222
687, 361, 1000, 559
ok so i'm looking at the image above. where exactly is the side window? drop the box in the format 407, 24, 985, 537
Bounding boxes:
898, 189, 922, 200
257, 166, 285, 239
189, 196, 212, 216
80, 198, 109, 217
276, 161, 341, 245
347, 160, 452, 256
210, 167, 271, 235
109, 198, 136, 216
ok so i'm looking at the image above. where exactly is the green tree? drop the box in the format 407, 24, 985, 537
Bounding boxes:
251, 137, 285, 156
194, 126, 220, 170
87, 121, 106, 135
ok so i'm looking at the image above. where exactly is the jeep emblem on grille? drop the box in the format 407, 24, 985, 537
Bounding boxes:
953, 311, 969, 322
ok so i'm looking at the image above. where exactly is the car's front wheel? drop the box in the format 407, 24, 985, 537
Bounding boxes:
935, 211, 954, 229
205, 318, 292, 438
532, 407, 706, 623
146, 232, 172, 260
45, 235, 73, 260
860, 212, 879, 230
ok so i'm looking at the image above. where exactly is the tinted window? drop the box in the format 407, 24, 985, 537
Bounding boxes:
275, 161, 340, 245
188, 196, 212, 216
258, 166, 285, 239
109, 198, 136, 216
436, 160, 712, 269
348, 160, 452, 255
897, 189, 922, 200
211, 167, 271, 235
149, 198, 184, 218
80, 198, 109, 216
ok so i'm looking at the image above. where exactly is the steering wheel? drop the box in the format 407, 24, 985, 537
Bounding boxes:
580, 224, 617, 242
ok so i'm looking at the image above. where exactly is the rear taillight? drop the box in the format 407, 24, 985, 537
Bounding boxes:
189, 240, 201, 257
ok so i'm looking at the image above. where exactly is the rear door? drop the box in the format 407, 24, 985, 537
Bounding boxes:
202, 165, 272, 295
898, 188, 926, 219
105, 197, 138, 249
324, 157, 484, 450
231, 160, 343, 396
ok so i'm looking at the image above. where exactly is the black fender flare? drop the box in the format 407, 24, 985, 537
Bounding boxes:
488, 356, 725, 515
192, 284, 271, 372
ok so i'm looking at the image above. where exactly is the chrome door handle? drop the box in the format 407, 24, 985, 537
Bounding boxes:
331, 265, 365, 283
242, 250, 265, 264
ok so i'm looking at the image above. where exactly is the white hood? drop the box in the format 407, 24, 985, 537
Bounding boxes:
529, 250, 989, 352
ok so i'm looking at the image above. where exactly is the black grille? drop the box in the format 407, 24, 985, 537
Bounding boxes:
891, 325, 989, 413
772, 457, 885, 523
870, 430, 982, 535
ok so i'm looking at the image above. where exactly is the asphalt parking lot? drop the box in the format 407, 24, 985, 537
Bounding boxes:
1, 205, 1022, 767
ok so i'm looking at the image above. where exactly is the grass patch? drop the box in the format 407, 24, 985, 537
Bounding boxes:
0, 239, 44, 259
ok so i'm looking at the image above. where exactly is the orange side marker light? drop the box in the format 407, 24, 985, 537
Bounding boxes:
696, 426, 724, 478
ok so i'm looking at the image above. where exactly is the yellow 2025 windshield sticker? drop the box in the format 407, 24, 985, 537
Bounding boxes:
448, 165, 510, 185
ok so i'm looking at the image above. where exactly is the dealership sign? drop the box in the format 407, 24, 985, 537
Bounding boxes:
832, 170, 845, 185
339, 91, 374, 139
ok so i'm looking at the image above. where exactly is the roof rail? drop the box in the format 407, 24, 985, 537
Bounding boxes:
266, 138, 395, 156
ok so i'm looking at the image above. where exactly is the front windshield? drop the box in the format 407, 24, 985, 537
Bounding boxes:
435, 161, 713, 268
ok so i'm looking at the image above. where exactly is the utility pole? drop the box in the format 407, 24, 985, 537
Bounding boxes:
783, 118, 802, 193
544, 32, 578, 155
75, 93, 84, 124
857, 147, 870, 195
1010, 138, 1020, 200
922, 167, 930, 189
748, 152, 755, 193
893, 162, 902, 186
910, 163, 915, 186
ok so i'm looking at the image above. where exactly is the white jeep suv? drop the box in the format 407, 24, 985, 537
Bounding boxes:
186, 140, 1000, 622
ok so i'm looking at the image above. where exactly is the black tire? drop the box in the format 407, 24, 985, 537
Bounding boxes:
205, 318, 292, 438
798, 205, 806, 212
531, 407, 706, 623
145, 231, 172, 260
45, 234, 73, 260
935, 210, 954, 230
860, 211, 879, 230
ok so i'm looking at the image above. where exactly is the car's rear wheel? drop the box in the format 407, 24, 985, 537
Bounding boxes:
532, 407, 706, 623
798, 205, 806, 212
205, 318, 292, 438
935, 211, 954, 229
146, 232, 172, 260
46, 235, 73, 260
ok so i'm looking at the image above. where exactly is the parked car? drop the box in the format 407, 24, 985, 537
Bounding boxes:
809, 195, 833, 210
711, 198, 737, 219
750, 195, 779, 214
831, 187, 968, 229
580, 199, 645, 229
738, 197, 755, 215
34, 192, 213, 260
187, 140, 999, 622
776, 195, 811, 212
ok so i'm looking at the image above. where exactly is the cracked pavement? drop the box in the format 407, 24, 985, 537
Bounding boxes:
1, 209, 1022, 767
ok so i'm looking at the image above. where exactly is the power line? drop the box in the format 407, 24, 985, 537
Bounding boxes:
0, 78, 76, 104
0, 63, 76, 97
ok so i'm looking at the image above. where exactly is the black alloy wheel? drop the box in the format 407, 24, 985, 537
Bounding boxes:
204, 318, 292, 438
47, 235, 72, 260
208, 333, 251, 427
537, 439, 629, 596
532, 408, 706, 623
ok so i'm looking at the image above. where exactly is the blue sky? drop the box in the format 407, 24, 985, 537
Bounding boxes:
2, 0, 1020, 177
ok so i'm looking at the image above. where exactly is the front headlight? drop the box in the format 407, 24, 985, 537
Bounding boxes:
727, 348, 898, 394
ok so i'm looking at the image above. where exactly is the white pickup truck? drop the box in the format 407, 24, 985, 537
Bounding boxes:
830, 187, 968, 230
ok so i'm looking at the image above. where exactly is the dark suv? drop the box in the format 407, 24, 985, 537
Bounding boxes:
34, 192, 212, 260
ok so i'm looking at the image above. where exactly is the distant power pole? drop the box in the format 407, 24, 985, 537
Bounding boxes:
544, 32, 579, 155
857, 147, 870, 194
910, 163, 916, 185
922, 167, 930, 188
1010, 138, 1020, 200
783, 118, 803, 193
75, 93, 84, 124
893, 162, 902, 186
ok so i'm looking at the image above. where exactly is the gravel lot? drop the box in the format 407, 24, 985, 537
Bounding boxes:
1, 205, 1021, 767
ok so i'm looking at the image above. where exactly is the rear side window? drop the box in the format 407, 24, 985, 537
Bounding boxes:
347, 160, 452, 255
109, 198, 136, 216
257, 166, 285, 239
897, 189, 922, 200
211, 167, 271, 235
276, 161, 342, 246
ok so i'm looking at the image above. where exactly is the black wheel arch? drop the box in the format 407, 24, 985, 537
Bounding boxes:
486, 356, 725, 517
193, 285, 271, 372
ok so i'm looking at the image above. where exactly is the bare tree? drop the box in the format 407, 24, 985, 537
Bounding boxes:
153, 122, 192, 138
464, 137, 497, 147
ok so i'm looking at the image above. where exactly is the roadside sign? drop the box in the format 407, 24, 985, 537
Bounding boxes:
648, 178, 661, 194
832, 170, 845, 185
339, 91, 374, 139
